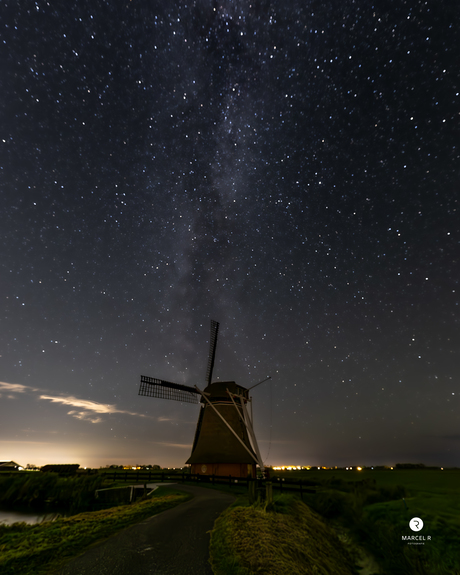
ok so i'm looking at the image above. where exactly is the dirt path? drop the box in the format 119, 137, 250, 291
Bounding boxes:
54, 485, 235, 575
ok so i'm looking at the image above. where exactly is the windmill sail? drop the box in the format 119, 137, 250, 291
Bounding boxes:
139, 375, 199, 404
205, 319, 219, 386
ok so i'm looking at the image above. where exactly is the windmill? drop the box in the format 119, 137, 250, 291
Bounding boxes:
139, 320, 265, 478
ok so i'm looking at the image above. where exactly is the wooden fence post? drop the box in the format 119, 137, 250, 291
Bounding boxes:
248, 479, 255, 503
266, 481, 273, 505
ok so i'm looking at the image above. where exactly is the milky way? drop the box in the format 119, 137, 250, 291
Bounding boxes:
1, 0, 459, 468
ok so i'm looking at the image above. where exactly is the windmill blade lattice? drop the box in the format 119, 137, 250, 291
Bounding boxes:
139, 375, 199, 404
205, 319, 220, 386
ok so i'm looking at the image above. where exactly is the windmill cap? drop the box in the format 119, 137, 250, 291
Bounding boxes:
202, 381, 249, 401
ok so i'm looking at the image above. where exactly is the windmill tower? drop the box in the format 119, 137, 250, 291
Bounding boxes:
138, 320, 264, 478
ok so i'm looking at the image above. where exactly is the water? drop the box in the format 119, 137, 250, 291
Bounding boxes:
0, 509, 58, 526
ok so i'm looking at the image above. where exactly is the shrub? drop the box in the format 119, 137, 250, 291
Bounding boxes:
0, 473, 105, 512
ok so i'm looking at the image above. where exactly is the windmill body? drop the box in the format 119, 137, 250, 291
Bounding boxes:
186, 380, 257, 478
139, 321, 263, 478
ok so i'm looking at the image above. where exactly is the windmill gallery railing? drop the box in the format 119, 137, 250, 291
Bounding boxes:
104, 471, 316, 497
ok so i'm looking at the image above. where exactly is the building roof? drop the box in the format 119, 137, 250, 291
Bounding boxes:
0, 461, 21, 469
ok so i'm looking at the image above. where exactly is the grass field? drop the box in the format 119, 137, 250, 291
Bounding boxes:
272, 469, 460, 574
280, 469, 460, 538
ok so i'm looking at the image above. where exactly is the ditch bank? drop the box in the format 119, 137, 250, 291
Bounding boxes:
210, 496, 361, 575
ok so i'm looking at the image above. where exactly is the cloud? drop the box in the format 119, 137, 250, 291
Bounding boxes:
0, 381, 149, 424
0, 381, 39, 394
39, 395, 149, 423
439, 434, 460, 441
67, 410, 103, 424
257, 439, 294, 444
149, 441, 192, 449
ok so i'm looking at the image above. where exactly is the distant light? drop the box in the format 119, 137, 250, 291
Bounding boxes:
357, 467, 362, 471
441, 467, 444, 470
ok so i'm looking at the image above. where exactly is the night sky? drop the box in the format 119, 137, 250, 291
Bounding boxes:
1, 0, 459, 469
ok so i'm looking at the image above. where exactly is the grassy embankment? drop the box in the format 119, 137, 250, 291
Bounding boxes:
210, 494, 358, 575
210, 469, 460, 575
0, 483, 191, 575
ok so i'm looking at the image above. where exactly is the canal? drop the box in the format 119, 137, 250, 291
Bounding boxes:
0, 509, 60, 525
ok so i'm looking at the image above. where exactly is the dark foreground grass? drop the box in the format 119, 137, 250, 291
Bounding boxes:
355, 498, 460, 575
0, 489, 191, 575
209, 470, 460, 575
298, 471, 460, 575
209, 494, 359, 575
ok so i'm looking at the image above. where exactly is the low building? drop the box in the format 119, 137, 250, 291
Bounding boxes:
0, 460, 22, 471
